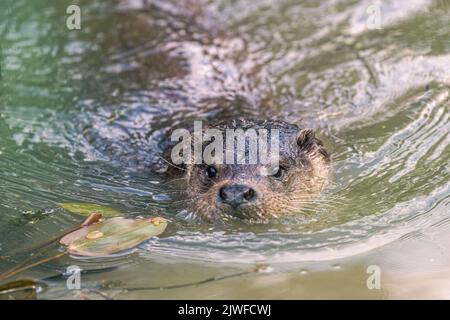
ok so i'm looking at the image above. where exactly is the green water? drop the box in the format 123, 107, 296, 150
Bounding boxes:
0, 0, 449, 299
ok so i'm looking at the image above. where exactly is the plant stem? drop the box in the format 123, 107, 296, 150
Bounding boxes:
0, 252, 67, 282
0, 212, 102, 283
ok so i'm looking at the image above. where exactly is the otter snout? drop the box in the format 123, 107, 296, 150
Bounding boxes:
218, 184, 257, 208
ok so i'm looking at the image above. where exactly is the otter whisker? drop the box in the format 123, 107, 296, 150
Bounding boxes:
159, 177, 188, 186
155, 154, 187, 172
161, 189, 188, 196
168, 195, 206, 205
289, 194, 346, 205
287, 199, 335, 208
289, 198, 343, 206
288, 200, 335, 209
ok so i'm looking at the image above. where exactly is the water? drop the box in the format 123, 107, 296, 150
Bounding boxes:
0, 0, 449, 299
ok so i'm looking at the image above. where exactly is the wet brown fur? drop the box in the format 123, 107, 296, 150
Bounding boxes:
166, 119, 330, 221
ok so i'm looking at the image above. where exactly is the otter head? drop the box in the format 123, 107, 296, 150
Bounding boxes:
169, 120, 330, 221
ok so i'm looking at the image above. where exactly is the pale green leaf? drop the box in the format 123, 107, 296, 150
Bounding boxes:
60, 202, 122, 218
60, 217, 167, 256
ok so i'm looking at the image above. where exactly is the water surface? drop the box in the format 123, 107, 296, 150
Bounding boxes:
0, 0, 449, 299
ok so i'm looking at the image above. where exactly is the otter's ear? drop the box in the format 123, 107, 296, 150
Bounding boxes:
296, 128, 315, 149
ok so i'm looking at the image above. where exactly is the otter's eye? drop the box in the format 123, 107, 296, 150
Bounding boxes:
206, 165, 218, 178
272, 166, 284, 178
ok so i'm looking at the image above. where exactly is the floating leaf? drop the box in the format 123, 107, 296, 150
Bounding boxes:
0, 279, 38, 300
60, 217, 167, 256
60, 203, 122, 218
86, 230, 104, 240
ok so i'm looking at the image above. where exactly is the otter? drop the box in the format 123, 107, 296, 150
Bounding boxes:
75, 5, 332, 222
165, 119, 330, 221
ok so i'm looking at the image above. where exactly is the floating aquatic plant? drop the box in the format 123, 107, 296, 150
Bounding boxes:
0, 212, 167, 285
60, 202, 122, 218
60, 217, 167, 256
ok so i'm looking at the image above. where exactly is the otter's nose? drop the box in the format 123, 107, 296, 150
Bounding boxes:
219, 184, 257, 208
